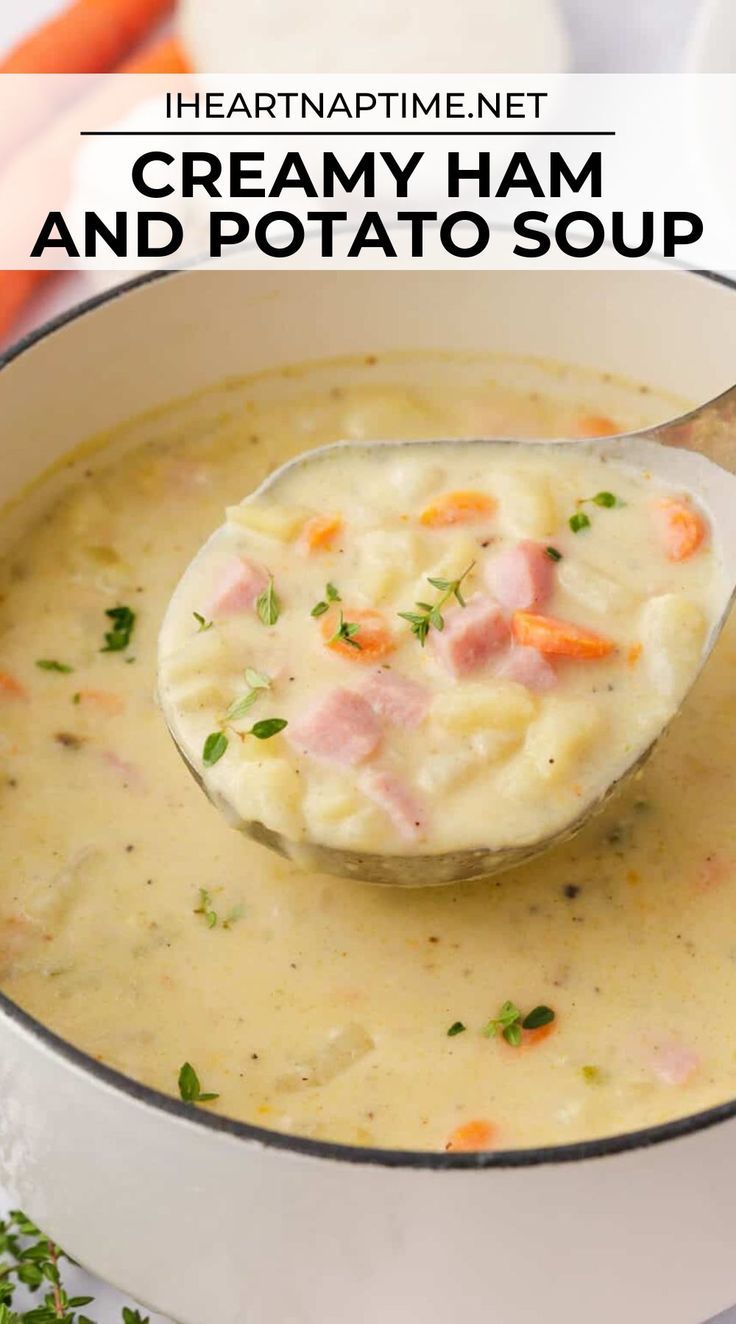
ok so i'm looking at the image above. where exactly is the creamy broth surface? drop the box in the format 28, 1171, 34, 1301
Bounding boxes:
2, 354, 736, 1152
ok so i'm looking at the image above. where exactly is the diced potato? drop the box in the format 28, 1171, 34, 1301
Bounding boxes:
160, 628, 231, 685
356, 529, 423, 604
640, 593, 706, 701
558, 559, 637, 615
226, 501, 307, 541
277, 1023, 375, 1091
494, 469, 557, 539
416, 734, 517, 793
417, 534, 480, 600
524, 698, 604, 781
340, 388, 433, 441
432, 681, 537, 736
387, 460, 447, 504
303, 777, 385, 847
231, 758, 303, 837
169, 676, 229, 714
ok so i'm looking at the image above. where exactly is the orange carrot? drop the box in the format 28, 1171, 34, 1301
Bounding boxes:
320, 607, 394, 663
574, 413, 620, 438
627, 643, 643, 667
653, 497, 707, 562
445, 1119, 498, 1152
512, 611, 615, 660
119, 34, 191, 74
0, 671, 27, 699
0, 271, 52, 341
420, 490, 495, 528
0, 0, 175, 74
301, 514, 343, 553
76, 689, 125, 715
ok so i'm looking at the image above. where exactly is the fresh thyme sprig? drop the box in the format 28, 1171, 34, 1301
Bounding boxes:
329, 610, 361, 650
398, 561, 475, 646
483, 1000, 555, 1047
178, 1062, 219, 1104
100, 605, 136, 653
310, 582, 341, 618
256, 577, 281, 627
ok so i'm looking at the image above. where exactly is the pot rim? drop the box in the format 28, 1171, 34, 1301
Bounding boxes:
2, 265, 735, 1172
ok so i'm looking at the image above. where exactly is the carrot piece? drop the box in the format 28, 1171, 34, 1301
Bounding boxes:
76, 689, 125, 716
0, 271, 52, 341
301, 514, 343, 553
627, 643, 643, 667
320, 607, 394, 663
574, 414, 620, 438
119, 35, 191, 74
653, 497, 707, 562
523, 1021, 556, 1047
445, 1119, 498, 1152
420, 490, 495, 528
512, 611, 615, 659
0, 0, 175, 74
0, 671, 27, 700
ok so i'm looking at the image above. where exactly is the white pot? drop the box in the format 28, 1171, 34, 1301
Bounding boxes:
2, 269, 736, 1324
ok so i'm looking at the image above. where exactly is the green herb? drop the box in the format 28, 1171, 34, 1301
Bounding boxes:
447, 1021, 466, 1037
483, 1000, 556, 1047
71, 693, 81, 705
256, 577, 281, 627
330, 611, 361, 650
581, 1064, 606, 1085
177, 1061, 219, 1104
249, 717, 288, 740
194, 888, 217, 929
203, 731, 228, 766
100, 605, 136, 653
193, 611, 213, 632
0, 1208, 149, 1322
591, 491, 620, 508
545, 546, 562, 562
35, 660, 74, 674
224, 669, 272, 723
569, 511, 591, 534
222, 904, 244, 930
245, 668, 270, 690
310, 582, 341, 618
398, 561, 475, 646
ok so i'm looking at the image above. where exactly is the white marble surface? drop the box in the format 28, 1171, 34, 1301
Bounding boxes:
1, 2, 735, 1322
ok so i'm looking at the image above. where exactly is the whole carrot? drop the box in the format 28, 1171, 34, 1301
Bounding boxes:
0, 0, 176, 74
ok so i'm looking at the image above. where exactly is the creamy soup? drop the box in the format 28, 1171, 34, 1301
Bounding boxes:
2, 354, 736, 1153
159, 440, 718, 867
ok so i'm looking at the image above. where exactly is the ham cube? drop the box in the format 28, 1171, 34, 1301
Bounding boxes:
362, 669, 430, 729
485, 540, 555, 613
208, 557, 269, 617
288, 689, 381, 767
432, 595, 509, 678
649, 1040, 700, 1086
495, 645, 557, 693
360, 769, 427, 842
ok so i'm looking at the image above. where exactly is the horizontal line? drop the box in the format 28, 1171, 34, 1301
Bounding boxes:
80, 129, 616, 137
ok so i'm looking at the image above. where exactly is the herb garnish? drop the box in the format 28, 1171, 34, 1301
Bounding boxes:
0, 1207, 150, 1321
177, 1061, 219, 1104
203, 731, 228, 766
581, 1064, 606, 1084
589, 490, 621, 508
398, 561, 475, 646
256, 576, 281, 627
447, 1021, 466, 1037
194, 887, 217, 928
310, 582, 341, 618
224, 668, 271, 722
101, 605, 136, 653
569, 511, 591, 534
193, 611, 213, 632
483, 1000, 555, 1047
35, 659, 73, 674
330, 610, 362, 650
545, 546, 563, 562
249, 717, 288, 740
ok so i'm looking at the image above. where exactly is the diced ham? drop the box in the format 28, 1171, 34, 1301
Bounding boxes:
287, 689, 381, 767
495, 645, 557, 693
360, 769, 427, 842
208, 557, 268, 617
362, 669, 430, 729
431, 595, 509, 678
485, 540, 555, 612
649, 1040, 700, 1086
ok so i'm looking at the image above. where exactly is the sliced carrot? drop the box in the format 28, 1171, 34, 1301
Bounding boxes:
0, 671, 27, 700
512, 611, 615, 659
120, 35, 191, 74
523, 1021, 557, 1048
0, 0, 175, 74
320, 607, 394, 663
76, 689, 125, 716
301, 514, 343, 553
653, 497, 707, 562
420, 490, 495, 528
445, 1119, 498, 1152
574, 413, 619, 438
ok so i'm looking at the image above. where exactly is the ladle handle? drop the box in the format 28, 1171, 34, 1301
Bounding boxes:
647, 383, 736, 474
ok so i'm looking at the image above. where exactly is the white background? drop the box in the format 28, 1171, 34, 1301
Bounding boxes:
0, 2, 733, 1322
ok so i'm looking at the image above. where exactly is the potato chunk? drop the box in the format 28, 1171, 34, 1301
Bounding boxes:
432, 681, 537, 736
640, 593, 706, 701
494, 470, 557, 539
558, 558, 637, 615
231, 758, 303, 837
356, 529, 423, 604
226, 501, 307, 541
524, 697, 603, 781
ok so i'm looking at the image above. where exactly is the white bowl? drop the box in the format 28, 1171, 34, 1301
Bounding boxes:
2, 269, 736, 1324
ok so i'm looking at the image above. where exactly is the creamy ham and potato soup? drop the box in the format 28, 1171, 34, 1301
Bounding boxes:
159, 440, 718, 864
2, 353, 736, 1153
